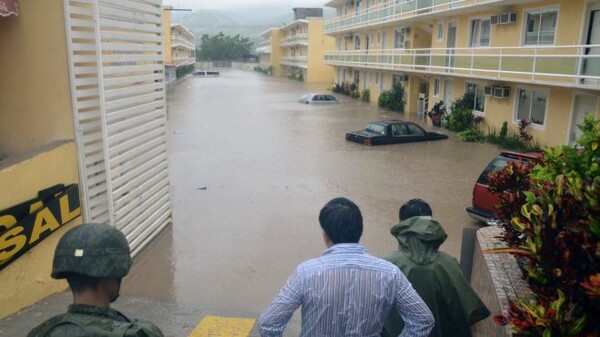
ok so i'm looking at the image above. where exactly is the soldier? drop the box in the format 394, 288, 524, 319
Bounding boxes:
28, 223, 164, 337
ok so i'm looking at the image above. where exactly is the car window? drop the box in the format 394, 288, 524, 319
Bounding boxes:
325, 95, 336, 101
365, 123, 386, 135
477, 157, 513, 185
406, 123, 425, 136
392, 124, 408, 136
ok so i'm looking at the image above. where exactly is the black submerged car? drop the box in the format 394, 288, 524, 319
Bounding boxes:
345, 120, 448, 145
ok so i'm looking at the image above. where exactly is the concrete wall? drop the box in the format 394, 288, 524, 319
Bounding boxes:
162, 6, 173, 64
0, 0, 74, 158
0, 141, 82, 319
307, 19, 335, 83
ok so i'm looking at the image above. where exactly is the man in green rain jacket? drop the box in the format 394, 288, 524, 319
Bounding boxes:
381, 199, 490, 337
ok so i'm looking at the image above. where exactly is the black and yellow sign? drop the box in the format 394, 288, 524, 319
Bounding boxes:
0, 184, 81, 270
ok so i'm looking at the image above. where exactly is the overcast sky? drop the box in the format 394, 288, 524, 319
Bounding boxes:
162, 0, 329, 10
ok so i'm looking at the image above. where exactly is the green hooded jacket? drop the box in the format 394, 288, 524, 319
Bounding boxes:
381, 216, 490, 337
27, 304, 164, 337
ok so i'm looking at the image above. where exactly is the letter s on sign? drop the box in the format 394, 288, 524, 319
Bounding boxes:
0, 226, 27, 264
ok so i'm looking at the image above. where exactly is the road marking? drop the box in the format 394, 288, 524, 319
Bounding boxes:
188, 315, 256, 337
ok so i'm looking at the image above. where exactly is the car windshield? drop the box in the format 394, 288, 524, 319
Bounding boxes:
365, 123, 386, 135
478, 157, 513, 184
300, 94, 311, 101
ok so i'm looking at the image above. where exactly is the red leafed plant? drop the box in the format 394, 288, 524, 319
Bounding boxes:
489, 114, 600, 337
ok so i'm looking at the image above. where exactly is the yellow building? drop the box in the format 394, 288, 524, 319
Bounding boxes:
0, 0, 171, 318
257, 8, 335, 83
324, 0, 600, 146
163, 6, 196, 82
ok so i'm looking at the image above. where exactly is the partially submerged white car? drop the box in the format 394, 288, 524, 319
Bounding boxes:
298, 93, 339, 104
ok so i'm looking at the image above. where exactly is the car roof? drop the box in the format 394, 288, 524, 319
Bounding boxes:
367, 120, 407, 126
499, 151, 544, 160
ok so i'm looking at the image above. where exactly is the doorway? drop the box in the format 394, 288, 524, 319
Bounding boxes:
443, 79, 453, 113
446, 22, 457, 72
569, 95, 598, 145
583, 5, 600, 84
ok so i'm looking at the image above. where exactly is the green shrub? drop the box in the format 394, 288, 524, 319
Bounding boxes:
360, 89, 370, 102
499, 121, 508, 139
457, 129, 485, 142
446, 106, 474, 132
378, 83, 405, 112
491, 114, 600, 337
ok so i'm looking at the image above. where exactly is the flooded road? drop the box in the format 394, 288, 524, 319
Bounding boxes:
123, 69, 502, 316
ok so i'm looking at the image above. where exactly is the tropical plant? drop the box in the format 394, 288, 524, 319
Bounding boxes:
491, 114, 600, 337
196, 32, 253, 61
360, 89, 370, 102
378, 83, 405, 112
457, 129, 485, 142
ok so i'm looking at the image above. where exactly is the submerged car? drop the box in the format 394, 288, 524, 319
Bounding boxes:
194, 70, 220, 76
466, 151, 543, 225
299, 93, 339, 104
345, 120, 448, 145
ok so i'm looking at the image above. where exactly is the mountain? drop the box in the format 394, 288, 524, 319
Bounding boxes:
171, 7, 336, 49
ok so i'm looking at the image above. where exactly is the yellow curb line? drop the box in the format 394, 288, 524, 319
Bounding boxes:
188, 315, 256, 337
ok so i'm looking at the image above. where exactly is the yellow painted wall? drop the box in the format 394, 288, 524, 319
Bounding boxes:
307, 19, 335, 83
270, 30, 283, 77
162, 6, 173, 64
0, 141, 82, 319
0, 0, 74, 158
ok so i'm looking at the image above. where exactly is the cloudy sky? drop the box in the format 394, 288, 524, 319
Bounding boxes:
162, 0, 330, 10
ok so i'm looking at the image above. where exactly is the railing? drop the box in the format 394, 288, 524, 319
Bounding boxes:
173, 57, 196, 66
171, 36, 196, 50
280, 56, 308, 68
280, 34, 308, 47
324, 45, 600, 87
325, 0, 499, 33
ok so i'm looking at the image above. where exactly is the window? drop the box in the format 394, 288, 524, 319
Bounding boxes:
354, 36, 361, 50
466, 82, 486, 112
406, 123, 425, 136
516, 88, 547, 126
392, 124, 409, 136
469, 18, 491, 47
524, 9, 557, 45
392, 74, 405, 85
436, 23, 444, 41
433, 79, 440, 96
394, 29, 406, 48
354, 70, 360, 85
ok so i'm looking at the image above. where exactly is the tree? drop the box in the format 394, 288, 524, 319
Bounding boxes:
196, 32, 253, 61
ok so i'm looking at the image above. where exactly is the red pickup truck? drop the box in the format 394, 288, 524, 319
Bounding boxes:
466, 151, 543, 225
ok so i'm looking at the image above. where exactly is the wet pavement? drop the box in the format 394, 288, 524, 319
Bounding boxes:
120, 68, 503, 320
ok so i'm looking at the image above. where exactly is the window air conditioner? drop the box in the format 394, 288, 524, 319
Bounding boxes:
493, 86, 510, 98
484, 86, 493, 96
499, 13, 517, 24
490, 15, 499, 25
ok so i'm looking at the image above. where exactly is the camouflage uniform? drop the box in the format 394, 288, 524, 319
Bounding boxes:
27, 223, 165, 337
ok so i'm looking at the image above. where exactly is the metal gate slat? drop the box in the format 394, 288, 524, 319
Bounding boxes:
117, 191, 170, 234
110, 149, 166, 182
108, 129, 163, 157
99, 6, 161, 25
113, 173, 169, 216
103, 64, 163, 75
100, 31, 161, 43
104, 100, 162, 121
104, 91, 163, 112
112, 163, 167, 198
104, 82, 163, 99
100, 0, 162, 16
106, 117, 164, 144
129, 212, 170, 256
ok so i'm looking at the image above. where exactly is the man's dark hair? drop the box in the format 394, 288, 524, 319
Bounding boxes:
319, 197, 363, 244
399, 198, 432, 221
64, 273, 103, 293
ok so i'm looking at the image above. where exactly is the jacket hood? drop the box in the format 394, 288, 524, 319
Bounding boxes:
390, 216, 448, 265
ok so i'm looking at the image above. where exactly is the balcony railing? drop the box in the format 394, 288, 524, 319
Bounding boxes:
171, 36, 196, 50
324, 45, 600, 88
172, 57, 196, 66
280, 34, 308, 47
326, 0, 497, 34
256, 45, 272, 54
281, 56, 308, 68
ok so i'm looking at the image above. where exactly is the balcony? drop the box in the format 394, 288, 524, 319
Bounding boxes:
256, 45, 272, 54
280, 34, 308, 47
324, 45, 600, 88
171, 36, 196, 51
325, 0, 519, 34
281, 56, 308, 69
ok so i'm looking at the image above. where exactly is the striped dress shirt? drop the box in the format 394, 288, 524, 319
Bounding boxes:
258, 243, 434, 337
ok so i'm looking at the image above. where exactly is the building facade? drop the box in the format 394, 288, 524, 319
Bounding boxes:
163, 7, 196, 82
324, 0, 600, 146
257, 9, 335, 83
0, 0, 172, 318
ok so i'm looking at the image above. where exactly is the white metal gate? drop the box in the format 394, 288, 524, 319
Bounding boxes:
64, 0, 171, 256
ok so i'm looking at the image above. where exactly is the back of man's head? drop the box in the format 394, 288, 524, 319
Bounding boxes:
399, 198, 432, 221
319, 197, 363, 244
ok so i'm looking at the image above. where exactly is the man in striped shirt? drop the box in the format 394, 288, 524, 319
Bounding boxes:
258, 197, 434, 337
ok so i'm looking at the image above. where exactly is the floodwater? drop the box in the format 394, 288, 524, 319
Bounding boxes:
122, 69, 502, 317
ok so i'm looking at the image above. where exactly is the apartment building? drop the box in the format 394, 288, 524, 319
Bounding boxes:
163, 7, 196, 82
324, 0, 600, 146
0, 0, 171, 318
257, 8, 335, 83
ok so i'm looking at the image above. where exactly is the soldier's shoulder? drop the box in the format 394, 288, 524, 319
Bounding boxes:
28, 313, 87, 337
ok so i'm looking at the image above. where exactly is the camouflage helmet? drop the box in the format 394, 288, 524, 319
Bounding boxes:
51, 223, 132, 279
